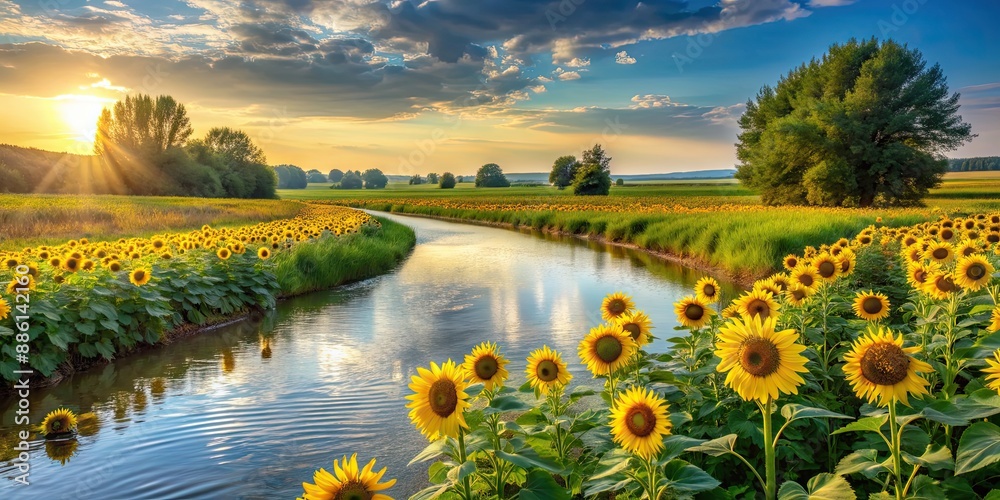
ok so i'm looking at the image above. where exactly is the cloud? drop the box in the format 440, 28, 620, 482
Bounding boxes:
630, 95, 675, 108
807, 0, 858, 7
565, 57, 590, 68
615, 51, 637, 65
557, 71, 581, 81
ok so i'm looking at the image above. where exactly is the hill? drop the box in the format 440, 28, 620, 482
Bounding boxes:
0, 144, 116, 194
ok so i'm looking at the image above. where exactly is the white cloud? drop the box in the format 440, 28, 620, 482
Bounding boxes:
558, 71, 581, 81
630, 95, 674, 108
615, 51, 636, 65
565, 57, 590, 68
807, 0, 858, 7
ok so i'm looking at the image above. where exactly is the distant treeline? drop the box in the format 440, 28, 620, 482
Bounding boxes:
0, 144, 112, 194
949, 156, 1000, 172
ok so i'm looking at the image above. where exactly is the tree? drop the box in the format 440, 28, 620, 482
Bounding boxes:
456, 175, 465, 183
362, 168, 388, 189
274, 164, 308, 189
199, 127, 275, 198
572, 162, 612, 195
475, 163, 510, 187
409, 174, 424, 185
581, 144, 612, 172
549, 155, 580, 189
306, 169, 328, 183
329, 169, 344, 183
615, 178, 624, 186
439, 172, 456, 189
426, 172, 439, 184
337, 171, 363, 189
735, 38, 975, 207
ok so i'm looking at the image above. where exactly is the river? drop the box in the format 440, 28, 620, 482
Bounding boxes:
0, 211, 740, 498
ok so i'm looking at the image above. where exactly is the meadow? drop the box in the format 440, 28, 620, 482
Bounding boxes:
279, 175, 1000, 284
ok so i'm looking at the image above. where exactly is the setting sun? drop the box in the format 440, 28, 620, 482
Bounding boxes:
56, 94, 109, 148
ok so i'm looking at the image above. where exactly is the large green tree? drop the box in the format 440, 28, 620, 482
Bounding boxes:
548, 155, 579, 189
362, 168, 388, 189
475, 163, 510, 187
197, 127, 276, 198
735, 38, 974, 207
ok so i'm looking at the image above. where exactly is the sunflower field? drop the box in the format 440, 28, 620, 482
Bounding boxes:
0, 205, 414, 383
297, 213, 1000, 499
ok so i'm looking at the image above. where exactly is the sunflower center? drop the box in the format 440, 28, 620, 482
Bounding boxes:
595, 335, 624, 363
428, 379, 458, 418
941, 229, 954, 240
932, 248, 949, 260
966, 263, 987, 280
860, 342, 910, 386
840, 260, 851, 273
608, 299, 626, 315
798, 274, 814, 287
684, 304, 705, 321
817, 261, 836, 278
624, 404, 656, 437
738, 337, 780, 377
786, 257, 798, 268
474, 356, 499, 380
134, 270, 146, 281
862, 297, 884, 315
913, 269, 928, 283
791, 289, 807, 301
622, 323, 641, 341
335, 480, 372, 500
935, 275, 956, 293
703, 284, 716, 297
746, 299, 770, 318
536, 360, 559, 382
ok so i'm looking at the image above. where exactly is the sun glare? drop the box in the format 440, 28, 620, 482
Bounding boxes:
56, 94, 109, 149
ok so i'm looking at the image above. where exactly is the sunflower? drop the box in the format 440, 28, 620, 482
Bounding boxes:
258, 247, 271, 260
842, 327, 932, 407
609, 386, 672, 459
734, 289, 780, 320
129, 268, 151, 286
753, 277, 782, 298
812, 253, 840, 281
853, 290, 890, 322
39, 408, 78, 437
922, 271, 959, 300
924, 241, 954, 263
782, 254, 800, 271
0, 297, 10, 321
906, 261, 939, 288
674, 295, 713, 330
721, 303, 740, 319
601, 292, 634, 321
785, 285, 813, 307
406, 359, 470, 440
791, 265, 820, 292
939, 226, 957, 242
578, 324, 637, 377
298, 453, 396, 500
108, 260, 122, 273
694, 276, 721, 304
770, 274, 792, 293
990, 306, 1000, 333
714, 314, 808, 403
957, 241, 981, 258
217, 247, 232, 260
63, 256, 81, 273
525, 345, 572, 395
462, 341, 509, 390
984, 349, 1000, 395
615, 310, 654, 346
838, 249, 857, 276
954, 254, 994, 291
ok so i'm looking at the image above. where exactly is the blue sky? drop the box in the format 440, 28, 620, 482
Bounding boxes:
0, 0, 997, 174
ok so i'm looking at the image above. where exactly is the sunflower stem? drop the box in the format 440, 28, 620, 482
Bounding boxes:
887, 401, 904, 500
457, 428, 474, 500
760, 398, 776, 500
645, 454, 659, 500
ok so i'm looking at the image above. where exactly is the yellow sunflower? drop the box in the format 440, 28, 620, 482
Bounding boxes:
405, 359, 470, 440
990, 306, 1000, 332
954, 254, 994, 291
258, 247, 271, 260
984, 348, 1000, 394
906, 261, 939, 288
601, 291, 635, 321
721, 303, 740, 319
734, 289, 780, 320
609, 386, 672, 459
615, 310, 654, 346
782, 254, 800, 271
770, 274, 792, 293
462, 341, 509, 391
525, 345, 572, 395
785, 285, 813, 307
129, 268, 151, 286
674, 295, 713, 330
39, 408, 78, 436
714, 314, 808, 403
298, 453, 396, 500
812, 253, 840, 282
578, 324, 637, 377
842, 327, 932, 407
790, 265, 820, 292
853, 290, 890, 322
694, 276, 721, 304
922, 271, 959, 300
924, 241, 954, 264
0, 297, 10, 321
838, 249, 857, 276
217, 247, 232, 260
753, 277, 782, 298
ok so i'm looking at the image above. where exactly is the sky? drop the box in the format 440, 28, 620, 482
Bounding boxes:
0, 0, 998, 176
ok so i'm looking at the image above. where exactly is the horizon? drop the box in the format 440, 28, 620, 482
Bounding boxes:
1, 1, 998, 176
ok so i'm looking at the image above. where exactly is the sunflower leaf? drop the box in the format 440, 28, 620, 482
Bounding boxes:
686, 433, 738, 457
519, 469, 571, 500
495, 449, 563, 474
409, 439, 449, 466
409, 483, 449, 500
780, 403, 853, 425
657, 435, 706, 464
831, 416, 887, 435
835, 449, 890, 478
485, 395, 532, 413
908, 475, 946, 500
955, 422, 1000, 475
902, 444, 953, 471
777, 473, 856, 500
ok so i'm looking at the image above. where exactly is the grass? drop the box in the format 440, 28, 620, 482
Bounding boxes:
0, 194, 304, 251
279, 176, 1000, 280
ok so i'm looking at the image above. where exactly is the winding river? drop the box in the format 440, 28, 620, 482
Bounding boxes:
0, 212, 740, 498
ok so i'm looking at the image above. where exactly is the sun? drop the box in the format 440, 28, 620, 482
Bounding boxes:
56, 94, 109, 148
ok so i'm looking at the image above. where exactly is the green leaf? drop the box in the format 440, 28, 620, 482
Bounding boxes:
955, 421, 1000, 475
835, 450, 890, 478
408, 483, 449, 500
495, 448, 563, 474
447, 460, 476, 483
589, 448, 631, 480
659, 434, 706, 463
907, 475, 945, 500
777, 473, 856, 500
485, 395, 532, 413
686, 433, 738, 457
984, 490, 1000, 500
409, 438, 449, 466
660, 459, 721, 494
568, 387, 596, 402
901, 444, 953, 471
832, 416, 887, 435
519, 469, 570, 500
427, 461, 449, 484
780, 403, 852, 424
76, 321, 96, 336
88, 301, 118, 321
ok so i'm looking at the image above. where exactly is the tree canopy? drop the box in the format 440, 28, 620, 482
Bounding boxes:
337, 171, 363, 189
306, 169, 328, 183
949, 157, 1000, 172
362, 168, 388, 189
328, 169, 344, 183
274, 164, 307, 189
735, 38, 975, 207
549, 155, 580, 189
439, 172, 456, 189
475, 163, 510, 188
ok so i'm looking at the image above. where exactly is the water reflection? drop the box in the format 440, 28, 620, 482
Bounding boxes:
1, 212, 741, 498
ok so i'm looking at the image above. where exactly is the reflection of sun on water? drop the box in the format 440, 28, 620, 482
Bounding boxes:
56, 94, 109, 148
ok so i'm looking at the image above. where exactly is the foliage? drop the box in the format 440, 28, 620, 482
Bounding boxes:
306, 170, 328, 183
337, 171, 363, 189
409, 174, 425, 185
476, 163, 511, 188
616, 178, 624, 186
427, 173, 439, 184
328, 169, 344, 183
572, 163, 612, 196
196, 127, 277, 198
273, 164, 308, 189
950, 157, 1000, 172
439, 172, 456, 189
736, 38, 975, 207
548, 155, 580, 189
362, 168, 389, 189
